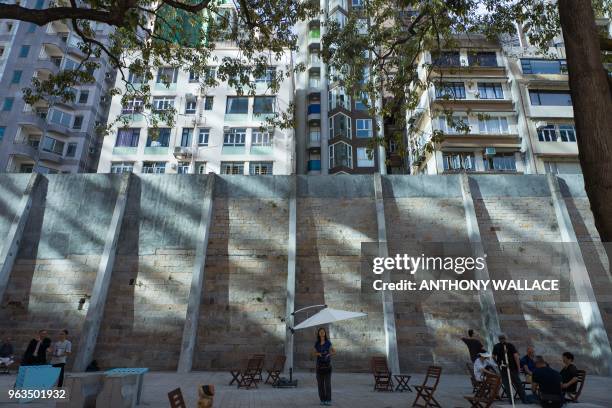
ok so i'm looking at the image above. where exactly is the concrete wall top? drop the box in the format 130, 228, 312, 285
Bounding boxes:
214, 175, 291, 198
0, 174, 31, 239
382, 175, 462, 198
297, 175, 375, 198
468, 174, 551, 198
557, 174, 588, 198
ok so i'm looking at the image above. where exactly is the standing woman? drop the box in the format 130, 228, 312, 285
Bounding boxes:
312, 327, 335, 406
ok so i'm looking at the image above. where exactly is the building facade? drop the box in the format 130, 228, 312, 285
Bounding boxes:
294, 0, 390, 175
0, 0, 114, 174
98, 51, 295, 175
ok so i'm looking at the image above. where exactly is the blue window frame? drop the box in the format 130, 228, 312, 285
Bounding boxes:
19, 45, 30, 58
2, 98, 14, 111
521, 59, 567, 75
529, 90, 572, 106
11, 70, 22, 84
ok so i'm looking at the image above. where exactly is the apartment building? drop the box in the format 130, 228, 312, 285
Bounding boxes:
408, 36, 523, 174
294, 0, 389, 175
0, 0, 114, 174
97, 10, 295, 175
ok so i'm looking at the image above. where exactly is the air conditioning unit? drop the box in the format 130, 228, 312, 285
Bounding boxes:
484, 147, 496, 156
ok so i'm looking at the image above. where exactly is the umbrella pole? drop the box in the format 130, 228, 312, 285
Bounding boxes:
504, 344, 516, 408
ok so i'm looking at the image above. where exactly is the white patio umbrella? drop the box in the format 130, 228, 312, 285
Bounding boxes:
292, 308, 367, 331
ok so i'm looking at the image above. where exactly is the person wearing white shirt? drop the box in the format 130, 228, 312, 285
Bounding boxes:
474, 351, 498, 380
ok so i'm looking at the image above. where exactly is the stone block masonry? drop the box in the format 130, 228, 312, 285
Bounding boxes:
0, 174, 609, 375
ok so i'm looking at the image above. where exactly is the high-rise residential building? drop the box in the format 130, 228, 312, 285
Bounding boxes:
407, 36, 523, 174
294, 0, 390, 175
0, 0, 115, 174
97, 4, 295, 175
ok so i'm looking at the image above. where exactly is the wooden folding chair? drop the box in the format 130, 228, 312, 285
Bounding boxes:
237, 355, 265, 389
168, 388, 186, 408
565, 370, 586, 403
254, 353, 265, 382
265, 355, 286, 385
371, 356, 393, 391
229, 353, 265, 386
464, 372, 502, 408
412, 366, 442, 408
466, 362, 482, 394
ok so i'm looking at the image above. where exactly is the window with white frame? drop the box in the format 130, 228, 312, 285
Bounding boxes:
116, 128, 140, 147
251, 130, 273, 146
483, 153, 516, 172
356, 147, 374, 167
177, 162, 190, 174
225, 97, 248, 114
122, 98, 144, 114
537, 124, 576, 142
329, 142, 353, 168
146, 128, 170, 147
198, 128, 210, 146
156, 67, 178, 83
355, 91, 370, 110
477, 116, 509, 134
223, 128, 246, 146
196, 162, 207, 174
188, 71, 199, 82
249, 161, 273, 175
558, 125, 576, 142
329, 113, 352, 139
185, 99, 196, 114
255, 67, 276, 84
180, 128, 193, 147
152, 97, 174, 112
110, 162, 134, 173
477, 83, 504, 99
442, 153, 475, 171
48, 109, 73, 127
253, 96, 275, 114
41, 136, 65, 155
329, 87, 351, 110
221, 161, 244, 174
356, 119, 372, 138
436, 115, 470, 134
128, 71, 144, 84
142, 162, 166, 174
435, 82, 466, 99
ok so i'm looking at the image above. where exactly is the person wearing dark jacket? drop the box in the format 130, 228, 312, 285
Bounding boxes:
22, 330, 51, 366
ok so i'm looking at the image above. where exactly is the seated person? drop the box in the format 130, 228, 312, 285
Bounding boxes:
560, 352, 579, 395
532, 356, 563, 408
473, 351, 498, 381
0, 337, 15, 368
520, 346, 536, 381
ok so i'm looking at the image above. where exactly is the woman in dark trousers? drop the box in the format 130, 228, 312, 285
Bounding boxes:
312, 327, 335, 406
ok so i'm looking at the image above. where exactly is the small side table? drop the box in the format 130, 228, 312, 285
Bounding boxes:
394, 374, 412, 392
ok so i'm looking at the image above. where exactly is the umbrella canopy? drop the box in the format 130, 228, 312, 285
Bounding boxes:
293, 308, 367, 331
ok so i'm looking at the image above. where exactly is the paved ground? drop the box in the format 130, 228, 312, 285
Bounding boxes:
1, 371, 611, 407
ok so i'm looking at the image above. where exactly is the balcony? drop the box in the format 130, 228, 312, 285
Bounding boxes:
433, 97, 515, 113
112, 146, 137, 156
308, 30, 320, 47
154, 82, 177, 91
11, 141, 39, 160
307, 159, 321, 172
224, 113, 250, 123
144, 146, 168, 155
307, 131, 321, 149
307, 104, 321, 122
173, 146, 194, 159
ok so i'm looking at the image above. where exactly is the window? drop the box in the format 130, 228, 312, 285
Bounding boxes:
142, 162, 166, 174
432, 51, 460, 67
255, 67, 276, 84
529, 90, 572, 106
189, 71, 199, 82
352, 0, 363, 7
204, 96, 213, 110
249, 162, 273, 175
252, 131, 273, 146
521, 59, 567, 75
356, 119, 373, 138
156, 67, 178, 83
128, 71, 144, 84
357, 147, 374, 167
437, 115, 469, 134
483, 153, 516, 172
198, 128, 209, 146
27, 23, 36, 33
73, 115, 83, 129
152, 97, 174, 112
48, 109, 72, 127
355, 91, 369, 110
146, 128, 170, 147
185, 100, 197, 114
538, 124, 576, 142
221, 162, 244, 175
196, 162, 207, 174
19, 45, 30, 58
180, 128, 192, 147
443, 153, 475, 171
78, 90, 89, 104
111, 162, 134, 173
225, 97, 248, 114
66, 142, 77, 157
477, 83, 504, 99
3, 97, 14, 111
329, 142, 353, 168
63, 58, 79, 70
0, 127, 5, 142
223, 128, 246, 146
468, 52, 497, 67
204, 66, 216, 81
329, 88, 351, 110
329, 113, 352, 139
122, 98, 144, 114
435, 82, 466, 99
20, 164, 34, 173
478, 117, 509, 134
116, 128, 140, 147
41, 136, 65, 155
253, 96, 275, 115
11, 70, 22, 84
177, 162, 190, 174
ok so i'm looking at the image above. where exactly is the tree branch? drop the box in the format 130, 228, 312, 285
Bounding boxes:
0, 4, 121, 26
